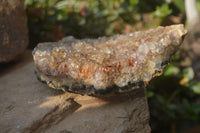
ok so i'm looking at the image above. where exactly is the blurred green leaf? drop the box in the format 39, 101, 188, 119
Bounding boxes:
172, 0, 185, 12
164, 64, 180, 76
197, 0, 200, 12
183, 67, 194, 81
191, 82, 200, 94
153, 3, 172, 26
171, 54, 180, 61
154, 4, 172, 18
130, 0, 139, 6
144, 89, 154, 98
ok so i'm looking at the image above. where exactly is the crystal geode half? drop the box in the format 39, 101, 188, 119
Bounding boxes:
33, 24, 187, 95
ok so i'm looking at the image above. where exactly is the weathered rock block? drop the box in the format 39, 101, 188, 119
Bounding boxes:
0, 52, 150, 133
0, 0, 28, 63
33, 24, 187, 95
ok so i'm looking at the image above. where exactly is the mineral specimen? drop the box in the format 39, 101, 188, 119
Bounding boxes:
33, 24, 187, 95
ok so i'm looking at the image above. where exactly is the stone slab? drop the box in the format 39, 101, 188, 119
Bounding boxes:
0, 51, 150, 133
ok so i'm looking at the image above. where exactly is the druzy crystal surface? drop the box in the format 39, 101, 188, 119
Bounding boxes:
33, 24, 187, 95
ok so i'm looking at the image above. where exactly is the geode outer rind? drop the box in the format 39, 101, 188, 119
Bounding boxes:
33, 24, 187, 95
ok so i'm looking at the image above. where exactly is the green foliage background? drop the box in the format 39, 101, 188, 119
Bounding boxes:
25, 0, 200, 132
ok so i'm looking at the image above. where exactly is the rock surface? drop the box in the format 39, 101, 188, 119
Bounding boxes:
0, 51, 151, 133
0, 0, 28, 63
33, 24, 187, 95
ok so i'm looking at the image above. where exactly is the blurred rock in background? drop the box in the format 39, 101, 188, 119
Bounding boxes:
0, 0, 28, 63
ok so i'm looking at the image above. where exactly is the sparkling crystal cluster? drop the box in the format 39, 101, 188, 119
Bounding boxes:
33, 24, 187, 95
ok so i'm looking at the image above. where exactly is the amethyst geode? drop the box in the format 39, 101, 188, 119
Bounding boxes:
33, 24, 187, 95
